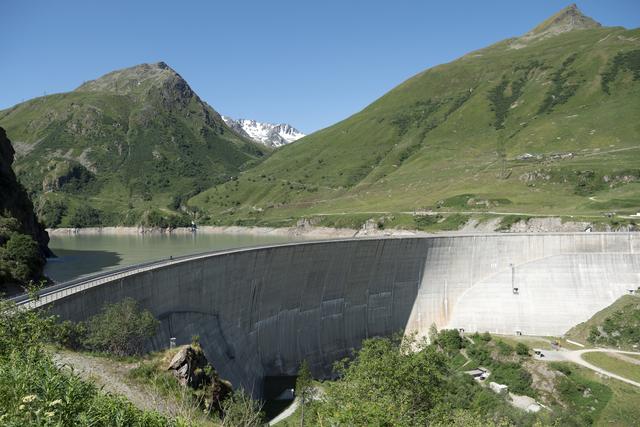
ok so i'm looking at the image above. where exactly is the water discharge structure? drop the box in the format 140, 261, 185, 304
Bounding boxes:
23, 233, 640, 396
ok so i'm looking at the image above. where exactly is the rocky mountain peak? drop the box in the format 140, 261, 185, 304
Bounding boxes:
222, 116, 305, 148
75, 62, 185, 95
527, 4, 601, 38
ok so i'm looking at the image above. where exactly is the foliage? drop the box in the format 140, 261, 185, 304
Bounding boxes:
601, 49, 640, 94
567, 295, 640, 350
0, 218, 45, 288
143, 210, 192, 229
68, 205, 102, 228
433, 328, 465, 356
466, 333, 535, 397
38, 198, 67, 228
220, 389, 264, 427
295, 360, 315, 426
551, 363, 612, 426
413, 214, 442, 229
537, 54, 581, 114
587, 299, 640, 349
82, 298, 159, 357
0, 291, 177, 426
515, 342, 530, 356
497, 215, 530, 231
313, 334, 531, 426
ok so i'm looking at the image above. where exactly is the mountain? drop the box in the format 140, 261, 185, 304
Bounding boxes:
0, 62, 270, 227
1, 127, 51, 292
221, 116, 305, 148
189, 5, 640, 227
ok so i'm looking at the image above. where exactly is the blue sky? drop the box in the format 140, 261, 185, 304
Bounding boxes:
1, 1, 639, 133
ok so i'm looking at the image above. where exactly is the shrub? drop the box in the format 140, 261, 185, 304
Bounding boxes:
0, 233, 44, 282
38, 199, 67, 228
220, 389, 264, 427
435, 329, 465, 355
68, 205, 102, 228
0, 292, 174, 425
414, 214, 441, 229
515, 342, 530, 356
83, 298, 159, 356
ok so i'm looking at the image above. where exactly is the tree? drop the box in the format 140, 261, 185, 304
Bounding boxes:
68, 205, 102, 228
83, 298, 159, 356
296, 359, 315, 426
0, 233, 43, 282
220, 389, 264, 427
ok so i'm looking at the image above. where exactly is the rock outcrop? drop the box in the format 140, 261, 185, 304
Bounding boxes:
0, 127, 51, 257
167, 345, 232, 412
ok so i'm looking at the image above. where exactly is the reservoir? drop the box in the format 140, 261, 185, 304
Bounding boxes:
45, 232, 310, 283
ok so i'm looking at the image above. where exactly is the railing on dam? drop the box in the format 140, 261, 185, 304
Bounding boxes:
11, 232, 637, 311
10, 238, 350, 309
10, 248, 232, 309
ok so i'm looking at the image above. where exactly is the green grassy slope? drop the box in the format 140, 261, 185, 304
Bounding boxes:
0, 62, 270, 227
190, 12, 640, 227
566, 294, 640, 349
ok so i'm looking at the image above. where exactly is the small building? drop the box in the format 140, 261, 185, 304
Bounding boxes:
465, 367, 489, 381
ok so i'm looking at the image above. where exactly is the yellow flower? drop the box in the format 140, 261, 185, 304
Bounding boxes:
22, 395, 37, 403
48, 399, 63, 407
18, 404, 25, 410
44, 411, 55, 417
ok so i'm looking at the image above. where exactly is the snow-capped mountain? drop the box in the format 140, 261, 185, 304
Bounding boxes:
222, 116, 305, 148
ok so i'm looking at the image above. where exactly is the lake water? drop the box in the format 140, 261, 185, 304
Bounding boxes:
45, 233, 311, 283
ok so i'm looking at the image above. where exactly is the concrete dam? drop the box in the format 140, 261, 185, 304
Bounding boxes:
38, 233, 640, 395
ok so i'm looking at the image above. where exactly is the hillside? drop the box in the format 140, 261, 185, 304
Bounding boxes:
0, 62, 270, 227
190, 5, 640, 227
566, 294, 640, 350
0, 127, 51, 292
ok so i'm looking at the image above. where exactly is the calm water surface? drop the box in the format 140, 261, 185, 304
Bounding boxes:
45, 233, 311, 283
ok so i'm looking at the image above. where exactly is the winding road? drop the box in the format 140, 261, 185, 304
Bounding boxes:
534, 348, 640, 388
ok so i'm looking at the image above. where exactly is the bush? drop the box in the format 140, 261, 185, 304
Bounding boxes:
52, 320, 87, 351
38, 199, 67, 228
434, 329, 465, 355
515, 342, 530, 356
68, 205, 102, 228
83, 298, 159, 356
220, 389, 264, 426
0, 233, 44, 282
0, 292, 174, 426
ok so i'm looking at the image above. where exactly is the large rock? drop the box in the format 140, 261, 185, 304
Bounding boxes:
167, 345, 232, 412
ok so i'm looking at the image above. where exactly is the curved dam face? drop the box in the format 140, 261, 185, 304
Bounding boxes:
46, 233, 640, 395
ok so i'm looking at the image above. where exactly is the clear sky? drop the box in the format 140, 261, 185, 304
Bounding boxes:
1, 1, 639, 133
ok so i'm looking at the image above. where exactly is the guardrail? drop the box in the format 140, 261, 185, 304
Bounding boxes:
10, 232, 636, 310
11, 249, 227, 309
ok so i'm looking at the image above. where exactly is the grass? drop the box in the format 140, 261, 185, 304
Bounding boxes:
565, 294, 640, 350
582, 352, 640, 383
549, 362, 640, 426
187, 27, 640, 228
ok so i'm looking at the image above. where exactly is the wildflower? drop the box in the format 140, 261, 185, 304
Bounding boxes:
22, 395, 37, 403
48, 399, 63, 407
18, 404, 25, 410
44, 411, 55, 417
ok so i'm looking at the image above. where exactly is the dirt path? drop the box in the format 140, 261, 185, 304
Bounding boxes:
53, 350, 183, 417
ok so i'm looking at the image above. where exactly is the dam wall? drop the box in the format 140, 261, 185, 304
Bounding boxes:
42, 233, 640, 395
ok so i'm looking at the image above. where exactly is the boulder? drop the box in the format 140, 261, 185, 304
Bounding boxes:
167, 345, 233, 412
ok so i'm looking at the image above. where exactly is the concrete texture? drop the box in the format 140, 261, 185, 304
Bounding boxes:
41, 233, 640, 396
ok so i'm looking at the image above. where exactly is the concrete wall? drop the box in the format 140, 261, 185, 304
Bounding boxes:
46, 233, 640, 395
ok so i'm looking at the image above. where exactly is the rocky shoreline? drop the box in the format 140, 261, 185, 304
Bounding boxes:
45, 216, 635, 239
